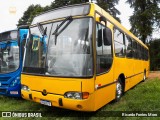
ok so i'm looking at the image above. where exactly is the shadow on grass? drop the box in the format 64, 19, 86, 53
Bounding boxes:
39, 107, 97, 118
0, 96, 98, 118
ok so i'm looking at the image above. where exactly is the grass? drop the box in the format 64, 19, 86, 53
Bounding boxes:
0, 78, 160, 120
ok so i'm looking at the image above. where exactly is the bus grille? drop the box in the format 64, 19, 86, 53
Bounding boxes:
0, 77, 11, 81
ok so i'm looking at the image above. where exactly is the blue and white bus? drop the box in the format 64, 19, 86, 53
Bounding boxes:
0, 28, 28, 97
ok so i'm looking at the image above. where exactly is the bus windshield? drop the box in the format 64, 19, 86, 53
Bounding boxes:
23, 17, 93, 77
0, 41, 19, 73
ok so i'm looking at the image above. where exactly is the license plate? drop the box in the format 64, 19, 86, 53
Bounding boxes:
40, 100, 52, 106
10, 91, 18, 95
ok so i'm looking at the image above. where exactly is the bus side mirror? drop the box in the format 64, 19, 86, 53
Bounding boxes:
103, 28, 112, 46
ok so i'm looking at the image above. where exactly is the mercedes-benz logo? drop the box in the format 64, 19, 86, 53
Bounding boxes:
42, 89, 47, 96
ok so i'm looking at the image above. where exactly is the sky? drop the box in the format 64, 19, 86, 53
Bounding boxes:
115, 0, 133, 30
0, 0, 54, 32
0, 0, 158, 38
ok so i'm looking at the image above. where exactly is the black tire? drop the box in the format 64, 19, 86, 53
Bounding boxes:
115, 78, 123, 102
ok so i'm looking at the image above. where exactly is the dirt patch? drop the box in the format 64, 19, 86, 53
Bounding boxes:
148, 71, 160, 79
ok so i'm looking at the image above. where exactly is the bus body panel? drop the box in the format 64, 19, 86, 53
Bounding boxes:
22, 74, 95, 95
94, 61, 115, 110
94, 82, 116, 110
114, 58, 149, 92
21, 74, 95, 111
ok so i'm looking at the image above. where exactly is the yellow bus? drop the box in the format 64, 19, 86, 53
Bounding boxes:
21, 3, 149, 111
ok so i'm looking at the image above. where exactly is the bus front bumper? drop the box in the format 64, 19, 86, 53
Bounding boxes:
21, 90, 95, 111
0, 84, 21, 97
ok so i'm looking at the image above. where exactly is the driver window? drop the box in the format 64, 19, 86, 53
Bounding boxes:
26, 23, 52, 68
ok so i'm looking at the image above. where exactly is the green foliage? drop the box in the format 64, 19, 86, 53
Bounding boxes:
18, 4, 44, 26
51, 0, 121, 21
50, 0, 82, 8
126, 0, 160, 44
18, 0, 120, 26
149, 39, 160, 70
97, 0, 121, 22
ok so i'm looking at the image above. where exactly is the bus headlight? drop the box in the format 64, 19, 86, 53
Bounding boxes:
21, 85, 30, 91
64, 92, 89, 100
10, 77, 20, 87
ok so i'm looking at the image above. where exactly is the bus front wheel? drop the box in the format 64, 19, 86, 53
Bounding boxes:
115, 78, 123, 102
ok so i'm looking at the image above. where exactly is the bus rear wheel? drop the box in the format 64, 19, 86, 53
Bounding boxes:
115, 78, 123, 102
142, 71, 146, 82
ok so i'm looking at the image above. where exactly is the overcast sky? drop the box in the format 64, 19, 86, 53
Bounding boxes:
0, 0, 158, 38
0, 0, 53, 32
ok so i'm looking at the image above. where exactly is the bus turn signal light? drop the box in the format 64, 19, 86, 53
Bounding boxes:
82, 92, 89, 99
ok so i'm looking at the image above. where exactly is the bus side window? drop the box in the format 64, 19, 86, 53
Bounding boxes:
114, 29, 125, 57
132, 40, 137, 59
96, 23, 113, 74
125, 35, 133, 58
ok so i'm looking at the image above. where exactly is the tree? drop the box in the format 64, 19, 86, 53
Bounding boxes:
18, 0, 120, 26
50, 0, 120, 21
149, 39, 160, 70
97, 0, 120, 22
126, 0, 160, 44
18, 4, 44, 26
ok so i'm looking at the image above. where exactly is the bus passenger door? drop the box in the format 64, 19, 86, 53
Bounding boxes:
94, 17, 115, 110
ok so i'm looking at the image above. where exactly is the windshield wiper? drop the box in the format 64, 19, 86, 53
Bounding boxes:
52, 16, 73, 45
37, 22, 47, 36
